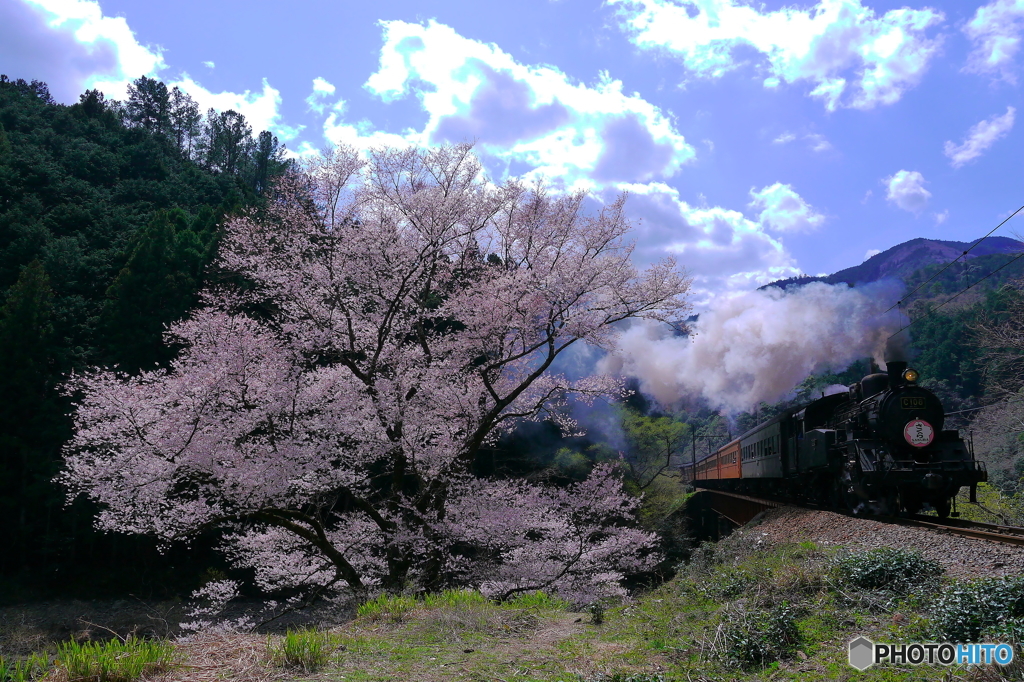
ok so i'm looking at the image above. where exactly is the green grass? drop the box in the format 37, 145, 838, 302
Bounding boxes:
0, 653, 50, 682
7, 535, 1024, 681
268, 628, 337, 673
355, 593, 419, 622
504, 590, 572, 611
421, 588, 488, 609
55, 637, 176, 682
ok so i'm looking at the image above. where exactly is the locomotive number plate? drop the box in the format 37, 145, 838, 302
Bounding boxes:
901, 397, 926, 409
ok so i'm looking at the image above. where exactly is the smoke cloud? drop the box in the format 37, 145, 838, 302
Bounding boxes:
603, 281, 903, 413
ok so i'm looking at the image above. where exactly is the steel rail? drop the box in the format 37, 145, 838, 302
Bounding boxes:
694, 487, 1024, 547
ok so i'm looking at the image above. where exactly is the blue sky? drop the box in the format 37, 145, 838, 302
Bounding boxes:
3, 0, 1023, 305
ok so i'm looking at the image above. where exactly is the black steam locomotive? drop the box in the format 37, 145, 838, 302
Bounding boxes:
685, 360, 987, 518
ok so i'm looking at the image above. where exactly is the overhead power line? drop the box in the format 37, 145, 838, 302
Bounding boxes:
883, 204, 1024, 315
889, 247, 1024, 339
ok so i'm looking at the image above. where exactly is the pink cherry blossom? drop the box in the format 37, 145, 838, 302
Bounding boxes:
61, 143, 692, 604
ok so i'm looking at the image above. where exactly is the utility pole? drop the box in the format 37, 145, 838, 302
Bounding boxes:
692, 429, 697, 471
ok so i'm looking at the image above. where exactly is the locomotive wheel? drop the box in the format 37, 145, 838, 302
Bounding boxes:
934, 499, 951, 519
877, 491, 899, 517
901, 493, 922, 515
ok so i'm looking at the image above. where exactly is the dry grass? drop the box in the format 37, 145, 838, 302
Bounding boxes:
151, 632, 273, 682
408, 603, 539, 642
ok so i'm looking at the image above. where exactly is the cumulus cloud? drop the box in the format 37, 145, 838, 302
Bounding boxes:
934, 210, 949, 225
964, 0, 1024, 81
170, 75, 302, 141
615, 183, 800, 300
773, 132, 797, 144
353, 20, 694, 188
1, 0, 301, 144
602, 281, 902, 412
0, 0, 164, 102
944, 107, 1016, 168
748, 183, 825, 233
609, 0, 944, 110
306, 77, 338, 114
864, 248, 882, 260
884, 170, 931, 215
202, 60, 215, 69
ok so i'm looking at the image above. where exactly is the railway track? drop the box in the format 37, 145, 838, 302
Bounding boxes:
695, 487, 1024, 547
886, 513, 1024, 547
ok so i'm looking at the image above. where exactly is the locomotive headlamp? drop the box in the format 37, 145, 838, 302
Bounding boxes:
903, 368, 919, 383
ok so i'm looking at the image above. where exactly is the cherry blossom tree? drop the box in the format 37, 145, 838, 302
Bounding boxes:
61, 143, 692, 603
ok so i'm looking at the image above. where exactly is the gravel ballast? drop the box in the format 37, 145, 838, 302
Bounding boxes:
743, 506, 1024, 579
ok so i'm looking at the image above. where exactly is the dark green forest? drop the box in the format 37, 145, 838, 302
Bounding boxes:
0, 75, 289, 601
1, 74, 1022, 605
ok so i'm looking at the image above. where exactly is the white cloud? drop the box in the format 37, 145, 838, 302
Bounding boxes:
322, 114, 424, 153
1, 0, 301, 144
306, 77, 338, 114
964, 0, 1024, 81
203, 60, 215, 69
772, 131, 831, 151
609, 0, 944, 110
933, 209, 949, 224
171, 75, 303, 141
312, 77, 335, 95
614, 183, 800, 300
806, 133, 832, 152
352, 20, 695, 189
944, 107, 1016, 168
749, 183, 826, 233
884, 170, 931, 215
1, 0, 164, 102
864, 248, 882, 260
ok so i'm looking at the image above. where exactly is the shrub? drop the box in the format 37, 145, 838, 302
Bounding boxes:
699, 565, 760, 600
269, 628, 335, 673
835, 547, 942, 593
721, 603, 800, 668
682, 542, 718, 574
931, 575, 1024, 643
55, 637, 176, 682
983, 617, 1024, 643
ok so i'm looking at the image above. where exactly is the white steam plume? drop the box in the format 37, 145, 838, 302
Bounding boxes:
603, 281, 903, 413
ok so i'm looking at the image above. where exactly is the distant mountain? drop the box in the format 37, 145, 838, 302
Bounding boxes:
763, 236, 1024, 292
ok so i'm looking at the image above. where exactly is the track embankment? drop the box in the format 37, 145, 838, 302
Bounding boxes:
746, 506, 1024, 579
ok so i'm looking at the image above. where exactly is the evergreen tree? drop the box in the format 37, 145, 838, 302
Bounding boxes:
125, 76, 171, 134
0, 261, 64, 576
102, 208, 220, 371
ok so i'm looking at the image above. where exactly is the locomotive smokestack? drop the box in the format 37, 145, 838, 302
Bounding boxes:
886, 360, 907, 388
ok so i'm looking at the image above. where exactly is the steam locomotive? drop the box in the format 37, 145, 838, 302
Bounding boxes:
682, 360, 987, 518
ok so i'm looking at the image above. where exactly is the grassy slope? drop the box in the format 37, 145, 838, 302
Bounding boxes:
271, 542, 1021, 682
4, 537, 1022, 682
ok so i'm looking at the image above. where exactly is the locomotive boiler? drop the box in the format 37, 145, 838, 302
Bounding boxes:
685, 360, 987, 518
